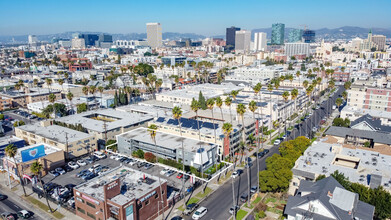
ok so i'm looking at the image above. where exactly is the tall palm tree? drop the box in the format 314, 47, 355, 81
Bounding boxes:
306, 85, 314, 136
282, 91, 290, 136
231, 90, 239, 120
215, 97, 224, 121
236, 103, 250, 206
248, 100, 260, 193
222, 122, 236, 220
5, 144, 27, 196
225, 97, 233, 124
291, 89, 299, 136
172, 106, 186, 205
82, 86, 89, 96
273, 78, 281, 137
33, 79, 45, 109
30, 160, 52, 212
327, 80, 335, 117
147, 124, 164, 220
89, 85, 97, 109
45, 78, 52, 93
66, 92, 74, 114
48, 93, 57, 118
206, 98, 218, 171
98, 86, 104, 108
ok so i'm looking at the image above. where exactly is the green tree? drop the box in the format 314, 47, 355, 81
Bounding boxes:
0, 114, 4, 120
30, 160, 53, 212
335, 98, 343, 110
5, 144, 27, 196
77, 103, 88, 113
198, 91, 207, 110
13, 120, 25, 127
315, 175, 326, 181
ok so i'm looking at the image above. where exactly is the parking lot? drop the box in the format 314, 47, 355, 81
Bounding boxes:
42, 153, 193, 191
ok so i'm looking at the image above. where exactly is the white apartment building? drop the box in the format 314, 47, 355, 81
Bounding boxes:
285, 43, 310, 57
146, 23, 162, 48
72, 38, 86, 49
114, 40, 148, 48
253, 32, 267, 51
225, 66, 279, 84
235, 30, 251, 54
347, 85, 391, 112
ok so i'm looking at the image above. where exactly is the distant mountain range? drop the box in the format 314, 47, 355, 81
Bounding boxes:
0, 26, 390, 44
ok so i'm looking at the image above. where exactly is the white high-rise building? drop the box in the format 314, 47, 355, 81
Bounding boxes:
146, 23, 162, 48
235, 30, 251, 53
28, 35, 37, 45
285, 43, 310, 57
72, 38, 86, 49
253, 32, 267, 51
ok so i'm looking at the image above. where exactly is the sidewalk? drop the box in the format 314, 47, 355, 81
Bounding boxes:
0, 181, 83, 220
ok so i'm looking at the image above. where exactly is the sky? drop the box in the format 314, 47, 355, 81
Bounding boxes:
1, 0, 390, 36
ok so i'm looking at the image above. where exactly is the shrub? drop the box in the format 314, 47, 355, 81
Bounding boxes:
132, 149, 144, 159
144, 152, 156, 163
257, 210, 266, 218
254, 202, 267, 213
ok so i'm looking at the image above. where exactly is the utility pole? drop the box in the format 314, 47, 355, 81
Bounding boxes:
65, 132, 69, 161
103, 120, 108, 146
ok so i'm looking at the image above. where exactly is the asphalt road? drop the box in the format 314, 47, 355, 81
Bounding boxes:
0, 188, 44, 219
186, 86, 344, 220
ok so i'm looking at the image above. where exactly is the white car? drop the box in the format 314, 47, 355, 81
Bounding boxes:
88, 164, 101, 172
128, 159, 137, 166
94, 151, 106, 159
160, 168, 169, 175
274, 139, 281, 146
110, 154, 117, 159
114, 156, 123, 161
55, 168, 66, 175
77, 160, 87, 166
232, 171, 239, 179
192, 207, 208, 220
68, 161, 79, 169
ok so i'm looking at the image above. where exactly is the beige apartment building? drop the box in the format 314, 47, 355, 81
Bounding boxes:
0, 88, 61, 108
347, 85, 391, 112
15, 121, 97, 159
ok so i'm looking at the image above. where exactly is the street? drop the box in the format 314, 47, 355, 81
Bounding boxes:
0, 188, 44, 219
187, 86, 344, 220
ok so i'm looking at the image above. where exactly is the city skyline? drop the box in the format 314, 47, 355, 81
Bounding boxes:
1, 0, 390, 36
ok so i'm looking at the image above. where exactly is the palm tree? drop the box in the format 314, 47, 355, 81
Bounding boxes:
231, 90, 239, 120
30, 160, 53, 212
45, 78, 52, 93
172, 106, 186, 205
82, 86, 89, 96
98, 86, 104, 107
206, 98, 218, 171
291, 89, 299, 136
223, 122, 236, 219
327, 80, 335, 117
225, 97, 233, 124
89, 85, 97, 109
236, 103, 250, 206
341, 91, 347, 100
267, 83, 274, 141
147, 124, 164, 220
248, 100, 260, 193
282, 91, 290, 136
215, 97, 224, 121
66, 92, 74, 114
335, 98, 343, 111
5, 144, 27, 196
48, 93, 57, 118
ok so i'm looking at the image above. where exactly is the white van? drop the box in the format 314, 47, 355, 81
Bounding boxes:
94, 151, 106, 159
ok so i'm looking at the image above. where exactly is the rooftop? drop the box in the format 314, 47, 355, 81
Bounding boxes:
75, 165, 166, 205
5, 143, 62, 163
55, 109, 154, 133
292, 140, 391, 190
17, 123, 94, 143
325, 126, 391, 145
342, 105, 391, 120
0, 136, 24, 147
118, 127, 217, 153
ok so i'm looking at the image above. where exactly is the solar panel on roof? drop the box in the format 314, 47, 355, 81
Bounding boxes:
156, 117, 165, 123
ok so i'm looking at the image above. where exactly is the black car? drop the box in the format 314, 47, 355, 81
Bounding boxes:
43, 182, 58, 193
0, 194, 7, 200
240, 193, 248, 203
64, 184, 76, 193
119, 157, 128, 162
62, 165, 73, 172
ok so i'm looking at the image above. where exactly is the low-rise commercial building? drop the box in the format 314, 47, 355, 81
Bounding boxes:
0, 88, 61, 108
74, 166, 167, 220
15, 121, 97, 159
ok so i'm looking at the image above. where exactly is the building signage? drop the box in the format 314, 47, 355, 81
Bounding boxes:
140, 191, 156, 202
82, 194, 100, 205
21, 145, 46, 163
107, 181, 118, 190
126, 205, 134, 220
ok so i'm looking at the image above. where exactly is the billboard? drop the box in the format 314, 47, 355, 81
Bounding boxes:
21, 145, 46, 163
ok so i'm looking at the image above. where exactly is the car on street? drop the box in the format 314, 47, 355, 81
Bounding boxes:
273, 139, 281, 146
68, 197, 75, 208
192, 207, 207, 220
282, 134, 287, 139
184, 203, 199, 215
17, 210, 32, 219
1, 212, 15, 220
93, 151, 106, 159
245, 162, 253, 169
229, 205, 240, 215
68, 161, 79, 169
232, 169, 243, 178
0, 194, 7, 200
332, 105, 336, 110
250, 186, 258, 194
77, 160, 87, 166
165, 170, 175, 177
240, 193, 248, 203
170, 217, 183, 220
55, 168, 66, 175
176, 173, 183, 179
49, 170, 59, 177
160, 168, 170, 175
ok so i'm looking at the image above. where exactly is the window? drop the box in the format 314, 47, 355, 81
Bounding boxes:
155, 194, 159, 199
87, 212, 96, 220
77, 207, 85, 214
161, 190, 165, 195
145, 200, 150, 205
86, 201, 96, 209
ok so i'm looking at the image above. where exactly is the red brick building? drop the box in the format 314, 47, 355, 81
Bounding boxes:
74, 166, 168, 220
332, 71, 350, 82
69, 58, 92, 71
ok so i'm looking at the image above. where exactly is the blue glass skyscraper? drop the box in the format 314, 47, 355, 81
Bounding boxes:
302, 30, 316, 43
271, 23, 285, 45
288, 29, 303, 43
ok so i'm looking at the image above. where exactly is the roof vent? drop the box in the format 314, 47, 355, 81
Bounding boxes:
327, 191, 333, 198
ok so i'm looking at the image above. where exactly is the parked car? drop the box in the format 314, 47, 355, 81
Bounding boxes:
273, 139, 281, 146
67, 197, 75, 208
62, 165, 73, 172
176, 173, 183, 179
81, 172, 95, 180
68, 161, 79, 169
240, 193, 248, 203
85, 157, 94, 164
192, 207, 207, 220
93, 151, 106, 159
250, 186, 258, 194
48, 170, 59, 177
144, 163, 153, 170
88, 164, 101, 172
64, 184, 76, 192
0, 194, 7, 200
160, 168, 169, 175
1, 212, 15, 220
114, 156, 123, 161
229, 205, 240, 215
232, 170, 241, 179
76, 169, 89, 178
282, 134, 287, 139
137, 162, 146, 168
245, 162, 253, 169
77, 160, 87, 166
127, 159, 137, 166
184, 203, 199, 215
165, 170, 175, 177
55, 168, 66, 175
43, 182, 58, 193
